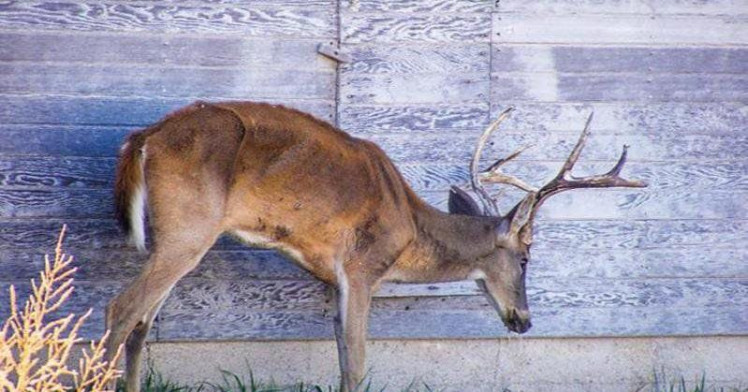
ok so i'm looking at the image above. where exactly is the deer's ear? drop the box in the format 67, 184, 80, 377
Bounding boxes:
519, 224, 533, 246
448, 186, 483, 216
497, 196, 536, 236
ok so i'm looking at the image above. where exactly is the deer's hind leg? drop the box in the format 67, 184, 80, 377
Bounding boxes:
107, 177, 228, 390
122, 295, 166, 390
106, 223, 220, 392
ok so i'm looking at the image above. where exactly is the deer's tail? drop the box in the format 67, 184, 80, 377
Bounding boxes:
114, 132, 148, 252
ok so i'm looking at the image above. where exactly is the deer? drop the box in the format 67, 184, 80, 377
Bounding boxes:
106, 100, 646, 392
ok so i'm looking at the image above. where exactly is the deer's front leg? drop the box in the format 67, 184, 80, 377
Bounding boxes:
333, 267, 373, 392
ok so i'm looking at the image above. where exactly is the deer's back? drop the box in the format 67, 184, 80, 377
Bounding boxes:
138, 101, 418, 281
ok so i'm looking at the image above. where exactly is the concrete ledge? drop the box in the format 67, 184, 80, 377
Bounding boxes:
144, 336, 747, 391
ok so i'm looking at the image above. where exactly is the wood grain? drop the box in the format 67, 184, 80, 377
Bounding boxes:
494, 14, 747, 45
156, 304, 748, 340
340, 102, 745, 134
0, 1, 335, 37
165, 279, 330, 312
364, 132, 747, 164
487, 102, 745, 134
1, 182, 742, 220
2, 218, 744, 253
343, 14, 491, 43
496, 1, 746, 16
0, 156, 115, 188
0, 247, 315, 282
492, 46, 748, 74
3, 246, 744, 284
0, 188, 113, 218
0, 125, 130, 157
491, 72, 748, 102
338, 103, 488, 133
397, 161, 747, 193
3, 272, 745, 340
346, 0, 493, 13
0, 31, 334, 70
0, 281, 127, 340
340, 73, 489, 104
0, 154, 667, 192
0, 64, 335, 100
342, 44, 489, 74
0, 95, 335, 126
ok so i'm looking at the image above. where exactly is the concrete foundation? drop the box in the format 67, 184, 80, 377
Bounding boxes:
143, 336, 747, 391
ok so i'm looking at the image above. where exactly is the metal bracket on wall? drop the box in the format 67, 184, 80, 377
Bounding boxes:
317, 41, 350, 63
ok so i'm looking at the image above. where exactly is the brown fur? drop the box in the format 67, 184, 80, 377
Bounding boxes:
109, 101, 537, 392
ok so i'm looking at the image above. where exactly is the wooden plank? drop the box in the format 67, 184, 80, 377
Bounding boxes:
340, 102, 745, 135
2, 180, 743, 220
0, 281, 126, 340
165, 279, 330, 312
492, 46, 748, 74
417, 189, 746, 220
364, 132, 747, 164
397, 161, 748, 193
160, 0, 335, 6
343, 14, 491, 43
0, 95, 335, 126
0, 248, 315, 282
368, 305, 748, 338
491, 72, 748, 102
342, 44, 489, 74
2, 216, 745, 252
487, 102, 745, 134
340, 73, 488, 104
530, 248, 748, 279
496, 0, 747, 16
155, 304, 748, 340
338, 104, 488, 133
0, 125, 129, 157
377, 278, 748, 309
0, 189, 114, 218
494, 14, 748, 45
5, 277, 744, 340
0, 64, 335, 100
0, 156, 115, 188
2, 239, 744, 282
0, 31, 333, 70
0, 1, 335, 38
157, 308, 333, 340
535, 219, 748, 250
2, 158, 744, 202
345, 0, 493, 13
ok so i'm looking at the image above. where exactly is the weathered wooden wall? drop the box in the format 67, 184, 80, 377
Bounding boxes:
0, 0, 746, 341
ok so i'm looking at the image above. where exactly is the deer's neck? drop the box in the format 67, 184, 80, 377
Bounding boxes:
389, 203, 499, 283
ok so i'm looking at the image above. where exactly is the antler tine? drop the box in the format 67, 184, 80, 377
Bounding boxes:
470, 107, 514, 216
536, 112, 648, 203
480, 143, 539, 193
559, 112, 594, 177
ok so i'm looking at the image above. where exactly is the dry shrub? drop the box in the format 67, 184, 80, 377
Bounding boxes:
0, 226, 122, 391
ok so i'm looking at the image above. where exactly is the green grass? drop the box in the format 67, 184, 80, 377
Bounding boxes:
117, 367, 435, 392
119, 367, 745, 392
647, 368, 747, 392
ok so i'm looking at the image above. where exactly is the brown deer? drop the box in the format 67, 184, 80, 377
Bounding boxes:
107, 101, 646, 391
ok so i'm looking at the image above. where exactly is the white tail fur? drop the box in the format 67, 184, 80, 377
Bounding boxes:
129, 147, 147, 252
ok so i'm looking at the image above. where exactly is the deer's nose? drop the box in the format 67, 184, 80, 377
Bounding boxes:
505, 309, 532, 334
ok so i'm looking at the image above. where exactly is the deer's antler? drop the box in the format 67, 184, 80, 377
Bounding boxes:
471, 110, 647, 227
470, 107, 537, 216
533, 113, 648, 210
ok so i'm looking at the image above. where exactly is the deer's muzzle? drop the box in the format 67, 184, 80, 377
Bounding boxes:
503, 308, 532, 334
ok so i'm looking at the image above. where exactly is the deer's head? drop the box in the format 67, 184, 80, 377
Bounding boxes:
449, 108, 647, 334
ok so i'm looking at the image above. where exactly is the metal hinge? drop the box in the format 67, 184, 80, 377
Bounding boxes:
317, 41, 350, 63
